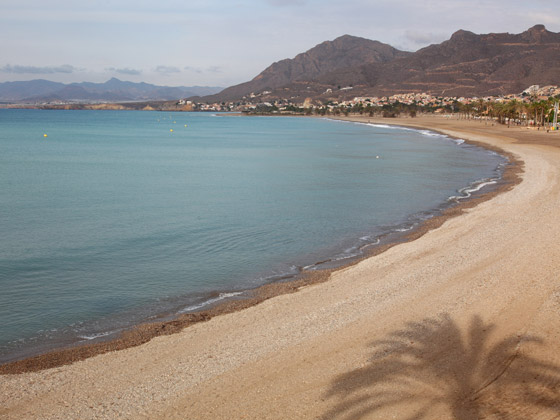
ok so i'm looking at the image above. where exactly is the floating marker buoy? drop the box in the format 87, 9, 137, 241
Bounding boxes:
43, 134, 48, 138
170, 129, 174, 132
376, 155, 379, 159
184, 124, 187, 127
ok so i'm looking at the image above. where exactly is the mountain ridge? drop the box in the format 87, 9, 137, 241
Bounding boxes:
3, 25, 558, 105
209, 35, 409, 101
206, 25, 560, 102
0, 78, 223, 103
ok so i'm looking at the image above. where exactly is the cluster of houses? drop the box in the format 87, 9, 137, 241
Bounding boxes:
184, 85, 560, 114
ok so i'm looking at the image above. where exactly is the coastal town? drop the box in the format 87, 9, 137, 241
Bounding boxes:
2, 83, 558, 129
189, 84, 560, 128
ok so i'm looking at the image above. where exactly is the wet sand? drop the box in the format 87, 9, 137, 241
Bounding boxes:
2, 115, 560, 419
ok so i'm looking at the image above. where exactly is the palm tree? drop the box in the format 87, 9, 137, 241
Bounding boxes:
322, 315, 560, 420
493, 102, 506, 124
485, 101, 496, 122
474, 98, 485, 119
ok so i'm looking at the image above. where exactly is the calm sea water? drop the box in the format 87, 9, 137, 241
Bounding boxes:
0, 110, 505, 362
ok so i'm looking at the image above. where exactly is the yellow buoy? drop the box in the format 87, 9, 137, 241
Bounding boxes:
170, 129, 174, 132
43, 134, 48, 138
184, 124, 187, 127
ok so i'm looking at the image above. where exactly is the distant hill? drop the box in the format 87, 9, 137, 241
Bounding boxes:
0, 80, 65, 102
205, 25, 560, 102
0, 78, 223, 103
317, 24, 560, 98
207, 35, 409, 101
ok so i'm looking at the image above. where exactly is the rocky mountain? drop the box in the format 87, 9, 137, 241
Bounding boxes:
0, 78, 223, 103
207, 25, 560, 102
209, 35, 409, 101
0, 80, 65, 101
321, 24, 560, 98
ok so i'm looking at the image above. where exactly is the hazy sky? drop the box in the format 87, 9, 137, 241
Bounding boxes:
1, 0, 559, 87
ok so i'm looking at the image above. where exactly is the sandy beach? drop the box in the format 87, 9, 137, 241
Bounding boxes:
2, 114, 560, 419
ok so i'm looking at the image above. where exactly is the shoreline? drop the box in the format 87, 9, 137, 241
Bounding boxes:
4, 115, 560, 419
0, 115, 521, 375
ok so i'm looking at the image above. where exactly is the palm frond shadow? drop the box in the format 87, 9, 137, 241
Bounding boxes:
322, 314, 560, 420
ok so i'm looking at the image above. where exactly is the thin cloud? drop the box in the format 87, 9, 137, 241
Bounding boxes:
184, 65, 223, 74
525, 13, 560, 26
155, 65, 181, 73
404, 30, 447, 45
184, 66, 203, 74
106, 67, 142, 75
0, 64, 78, 74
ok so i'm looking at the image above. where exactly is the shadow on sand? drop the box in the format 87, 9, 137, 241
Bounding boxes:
322, 314, 560, 420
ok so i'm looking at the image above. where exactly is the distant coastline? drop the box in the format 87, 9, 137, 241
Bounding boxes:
2, 81, 558, 133
0, 101, 189, 112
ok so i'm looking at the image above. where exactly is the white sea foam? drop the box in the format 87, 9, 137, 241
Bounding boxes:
449, 179, 498, 201
303, 236, 381, 271
418, 129, 447, 138
330, 118, 471, 149
253, 266, 300, 283
366, 123, 391, 129
179, 292, 244, 313
331, 117, 497, 154
78, 330, 119, 340
394, 226, 414, 232
331, 252, 360, 262
358, 238, 380, 250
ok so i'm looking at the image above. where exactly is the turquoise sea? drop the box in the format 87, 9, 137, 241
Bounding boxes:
0, 110, 505, 362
